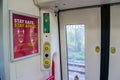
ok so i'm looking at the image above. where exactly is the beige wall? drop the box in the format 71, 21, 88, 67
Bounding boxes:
8, 0, 60, 80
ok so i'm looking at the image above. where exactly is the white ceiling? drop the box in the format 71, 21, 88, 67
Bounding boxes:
37, 0, 120, 10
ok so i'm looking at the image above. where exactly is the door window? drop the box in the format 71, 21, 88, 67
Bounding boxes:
66, 24, 85, 80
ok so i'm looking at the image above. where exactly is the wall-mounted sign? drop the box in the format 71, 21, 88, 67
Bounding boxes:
10, 10, 40, 61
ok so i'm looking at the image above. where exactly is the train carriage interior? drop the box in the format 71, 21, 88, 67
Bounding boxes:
0, 0, 120, 80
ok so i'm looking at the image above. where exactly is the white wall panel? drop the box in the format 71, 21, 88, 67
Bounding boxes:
8, 0, 60, 80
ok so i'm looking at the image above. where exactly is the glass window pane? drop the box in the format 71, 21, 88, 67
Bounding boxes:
66, 24, 85, 80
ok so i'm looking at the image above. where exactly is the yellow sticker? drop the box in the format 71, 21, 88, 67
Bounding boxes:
96, 46, 100, 53
111, 47, 116, 54
44, 59, 50, 68
74, 75, 79, 80
43, 43, 50, 52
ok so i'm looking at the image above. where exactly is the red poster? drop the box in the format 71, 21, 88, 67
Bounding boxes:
11, 11, 39, 60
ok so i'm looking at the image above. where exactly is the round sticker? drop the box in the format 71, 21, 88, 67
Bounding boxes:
44, 59, 50, 68
111, 47, 116, 54
95, 46, 100, 53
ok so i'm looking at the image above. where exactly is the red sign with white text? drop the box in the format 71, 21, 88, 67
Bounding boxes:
12, 13, 39, 59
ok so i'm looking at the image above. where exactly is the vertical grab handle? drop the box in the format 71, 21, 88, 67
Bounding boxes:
46, 59, 55, 80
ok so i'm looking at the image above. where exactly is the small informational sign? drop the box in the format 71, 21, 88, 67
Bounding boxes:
10, 10, 40, 61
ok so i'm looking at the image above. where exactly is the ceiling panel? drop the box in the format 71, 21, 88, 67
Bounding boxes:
37, 0, 120, 10
56, 0, 101, 9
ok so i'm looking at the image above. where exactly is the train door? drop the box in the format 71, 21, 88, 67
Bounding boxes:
109, 4, 120, 80
59, 7, 101, 80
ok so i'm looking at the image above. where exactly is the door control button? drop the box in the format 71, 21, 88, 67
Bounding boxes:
45, 54, 49, 57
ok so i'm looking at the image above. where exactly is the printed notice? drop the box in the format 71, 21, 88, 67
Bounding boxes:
11, 12, 39, 59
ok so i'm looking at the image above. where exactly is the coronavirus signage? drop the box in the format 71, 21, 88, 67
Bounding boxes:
10, 11, 40, 61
